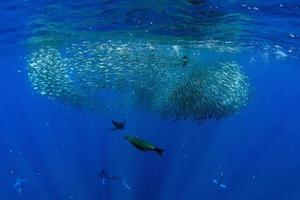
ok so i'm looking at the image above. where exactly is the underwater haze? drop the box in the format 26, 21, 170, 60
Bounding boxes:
1, 0, 300, 199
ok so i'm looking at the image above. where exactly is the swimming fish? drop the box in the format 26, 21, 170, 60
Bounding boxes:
99, 170, 130, 190
13, 178, 27, 194
109, 120, 125, 131
185, 0, 203, 6
212, 166, 227, 188
124, 135, 164, 156
182, 55, 189, 67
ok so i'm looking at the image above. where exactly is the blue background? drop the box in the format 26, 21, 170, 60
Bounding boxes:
1, 47, 300, 200
1, 1, 300, 199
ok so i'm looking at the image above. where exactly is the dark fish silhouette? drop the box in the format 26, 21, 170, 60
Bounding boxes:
185, 0, 203, 6
125, 135, 164, 156
109, 120, 125, 131
99, 170, 130, 189
99, 170, 120, 180
182, 55, 189, 67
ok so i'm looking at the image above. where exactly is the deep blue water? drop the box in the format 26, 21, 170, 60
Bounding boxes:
1, 1, 300, 200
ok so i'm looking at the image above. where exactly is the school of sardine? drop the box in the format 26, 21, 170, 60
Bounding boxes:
27, 38, 250, 122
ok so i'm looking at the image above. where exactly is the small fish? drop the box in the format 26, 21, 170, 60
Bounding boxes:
99, 170, 130, 190
13, 178, 27, 194
124, 135, 164, 156
182, 55, 189, 67
109, 120, 125, 131
212, 166, 227, 189
185, 0, 203, 6
99, 170, 120, 180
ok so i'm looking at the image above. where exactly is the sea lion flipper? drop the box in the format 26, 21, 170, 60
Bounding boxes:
111, 120, 125, 129
154, 148, 164, 156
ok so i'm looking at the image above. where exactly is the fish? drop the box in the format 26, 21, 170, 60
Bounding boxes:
124, 135, 164, 156
212, 172, 227, 188
27, 41, 249, 123
182, 55, 189, 67
99, 170, 130, 190
212, 166, 227, 189
13, 178, 27, 194
185, 0, 203, 6
109, 120, 125, 131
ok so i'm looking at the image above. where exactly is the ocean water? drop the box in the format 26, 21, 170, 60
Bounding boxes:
1, 0, 300, 199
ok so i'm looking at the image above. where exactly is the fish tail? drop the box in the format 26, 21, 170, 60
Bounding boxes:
154, 148, 164, 156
